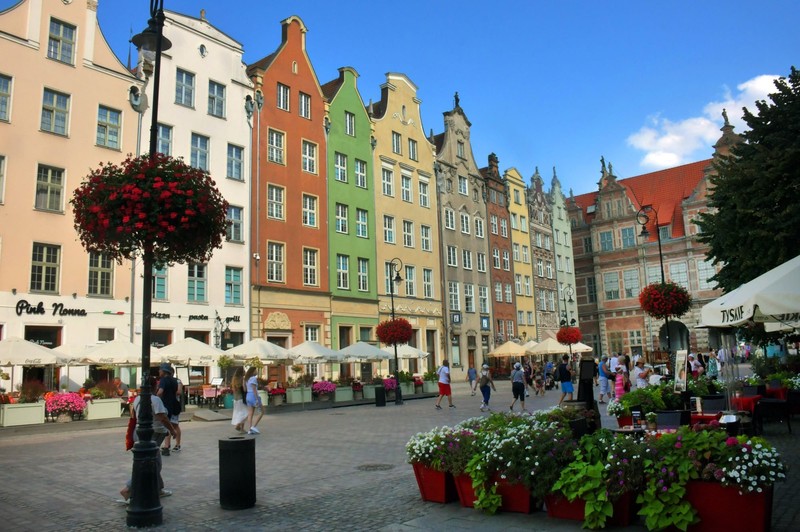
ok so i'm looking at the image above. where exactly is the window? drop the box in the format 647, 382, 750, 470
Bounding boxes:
670, 262, 689, 290
458, 175, 468, 195
600, 231, 614, 252
226, 206, 243, 242
535, 232, 543, 247
0, 155, 4, 203
190, 133, 209, 170
408, 138, 418, 161
423, 269, 434, 298
515, 274, 522, 295
335, 203, 348, 233
0, 75, 11, 121
697, 260, 716, 290
583, 236, 592, 253
647, 265, 662, 285
267, 242, 284, 282
464, 284, 475, 312
510, 213, 518, 230
208, 81, 226, 117
564, 231, 570, 246
301, 140, 317, 173
302, 194, 317, 227
462, 250, 473, 270
475, 218, 484, 238
659, 225, 671, 241
298, 92, 311, 119
175, 69, 195, 107
345, 111, 356, 136
267, 129, 285, 164
457, 140, 465, 158
96, 106, 121, 149
41, 89, 69, 135
418, 181, 429, 207
383, 215, 395, 243
152, 266, 168, 300
35, 164, 63, 212
402, 220, 414, 247
517, 311, 525, 325
500, 219, 508, 237
513, 243, 520, 261
492, 248, 500, 268
157, 124, 172, 155
448, 282, 460, 310
384, 262, 396, 294
587, 276, 597, 303
621, 227, 636, 248
405, 265, 416, 296
544, 234, 552, 250
355, 159, 367, 188
524, 276, 532, 296
491, 282, 501, 303
444, 208, 455, 230
47, 19, 75, 64
356, 208, 368, 238
401, 175, 412, 202
536, 259, 544, 277
460, 213, 471, 234
538, 289, 547, 311
507, 320, 515, 338
88, 252, 113, 296
227, 144, 244, 180
522, 246, 529, 263
477, 253, 487, 272
446, 245, 458, 267
629, 330, 643, 351
502, 251, 510, 271
357, 258, 369, 291
267, 185, 284, 219
554, 231, 560, 244
565, 257, 572, 273
225, 267, 243, 304
505, 284, 513, 303
301, 248, 318, 286
420, 225, 432, 251
623, 269, 639, 298
556, 255, 562, 271
546, 261, 553, 278
391, 131, 402, 154
337, 255, 350, 289
548, 290, 556, 311
187, 263, 207, 302
334, 153, 347, 182
381, 168, 394, 196
604, 271, 620, 300
277, 83, 290, 111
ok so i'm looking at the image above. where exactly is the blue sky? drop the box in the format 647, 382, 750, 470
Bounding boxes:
7, 0, 799, 195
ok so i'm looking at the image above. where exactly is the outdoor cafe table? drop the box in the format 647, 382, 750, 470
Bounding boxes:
731, 394, 761, 414
690, 412, 722, 425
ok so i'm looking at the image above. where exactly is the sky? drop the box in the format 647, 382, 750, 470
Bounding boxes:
7, 0, 798, 196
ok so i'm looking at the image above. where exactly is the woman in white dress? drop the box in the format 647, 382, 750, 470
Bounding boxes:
230, 367, 247, 433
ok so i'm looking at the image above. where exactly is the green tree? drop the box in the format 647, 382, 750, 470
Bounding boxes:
697, 66, 800, 292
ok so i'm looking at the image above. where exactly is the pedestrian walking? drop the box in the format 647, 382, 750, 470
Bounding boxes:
244, 366, 263, 435
597, 355, 611, 403
157, 363, 181, 454
615, 355, 630, 400
230, 367, 247, 433
466, 364, 477, 396
523, 360, 532, 397
478, 364, 496, 411
557, 354, 574, 406
434, 359, 455, 409
509, 362, 526, 412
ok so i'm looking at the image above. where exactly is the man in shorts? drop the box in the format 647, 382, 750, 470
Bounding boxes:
434, 359, 455, 409
557, 354, 574, 406
509, 362, 527, 412
157, 363, 182, 454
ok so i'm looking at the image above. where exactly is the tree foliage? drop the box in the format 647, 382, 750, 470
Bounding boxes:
697, 66, 800, 292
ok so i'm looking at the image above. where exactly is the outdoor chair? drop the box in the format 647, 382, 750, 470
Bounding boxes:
656, 410, 683, 429
754, 398, 792, 435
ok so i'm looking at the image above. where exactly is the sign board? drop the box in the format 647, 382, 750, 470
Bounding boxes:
210, 377, 224, 386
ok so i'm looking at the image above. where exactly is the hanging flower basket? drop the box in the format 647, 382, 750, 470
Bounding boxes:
376, 318, 413, 346
71, 153, 229, 264
556, 326, 582, 345
638, 282, 692, 319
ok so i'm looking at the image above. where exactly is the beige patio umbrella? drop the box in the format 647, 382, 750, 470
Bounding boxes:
288, 341, 343, 364
158, 337, 223, 367
54, 344, 90, 389
339, 341, 391, 362
528, 337, 571, 356
570, 342, 594, 354
225, 338, 291, 363
488, 340, 528, 357
0, 337, 59, 366
81, 339, 152, 366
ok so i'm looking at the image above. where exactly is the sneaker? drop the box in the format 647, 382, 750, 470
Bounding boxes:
449, 405, 456, 408
159, 489, 172, 498
172, 445, 181, 452
435, 405, 442, 410
161, 447, 170, 456
114, 498, 130, 505
248, 427, 261, 435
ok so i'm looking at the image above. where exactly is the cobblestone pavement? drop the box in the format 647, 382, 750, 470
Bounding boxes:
0, 377, 797, 531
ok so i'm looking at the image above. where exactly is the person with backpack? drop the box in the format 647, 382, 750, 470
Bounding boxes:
157, 363, 182, 454
477, 364, 496, 411
557, 354, 574, 406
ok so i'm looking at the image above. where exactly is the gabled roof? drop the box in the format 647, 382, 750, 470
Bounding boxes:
248, 51, 277, 73
573, 159, 711, 240
320, 76, 343, 101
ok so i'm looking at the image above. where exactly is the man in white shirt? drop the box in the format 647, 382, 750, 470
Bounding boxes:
716, 347, 727, 368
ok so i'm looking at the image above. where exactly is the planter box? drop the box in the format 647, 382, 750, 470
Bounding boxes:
454, 474, 477, 508
334, 386, 354, 402
286, 387, 312, 404
0, 402, 46, 427
400, 382, 414, 396
685, 481, 772, 532
495, 478, 537, 513
617, 415, 633, 428
363, 385, 378, 400
84, 398, 123, 420
411, 463, 458, 503
222, 393, 235, 409
545, 491, 637, 526
268, 394, 285, 407
257, 391, 268, 407
423, 381, 439, 393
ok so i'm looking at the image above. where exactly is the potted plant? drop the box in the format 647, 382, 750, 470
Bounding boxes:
218, 387, 234, 409
397, 371, 415, 396
382, 377, 398, 401
45, 391, 87, 423
1, 380, 47, 427
406, 426, 478, 504
362, 375, 384, 400
312, 380, 336, 401
286, 368, 313, 404
351, 380, 364, 400
422, 371, 439, 393
606, 398, 631, 425
550, 430, 646, 528
268, 387, 286, 406
334, 376, 354, 402
638, 281, 692, 320
218, 354, 235, 386
616, 385, 667, 427
645, 411, 658, 430
84, 380, 125, 420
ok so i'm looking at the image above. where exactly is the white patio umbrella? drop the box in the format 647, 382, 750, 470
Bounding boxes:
158, 337, 223, 367
488, 340, 528, 358
225, 338, 291, 362
528, 337, 571, 356
81, 339, 153, 366
382, 344, 428, 359
522, 340, 539, 353
53, 344, 90, 390
570, 342, 594, 353
288, 341, 343, 363
339, 341, 391, 362
0, 337, 59, 366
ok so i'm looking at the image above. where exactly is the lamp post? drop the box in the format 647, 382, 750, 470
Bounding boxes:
213, 311, 231, 349
560, 283, 576, 328
636, 205, 672, 362
388, 258, 403, 405
129, 1, 171, 527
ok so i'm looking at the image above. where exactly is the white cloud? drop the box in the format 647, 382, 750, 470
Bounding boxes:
627, 74, 780, 170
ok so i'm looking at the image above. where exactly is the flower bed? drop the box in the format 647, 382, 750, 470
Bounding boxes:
45, 392, 86, 418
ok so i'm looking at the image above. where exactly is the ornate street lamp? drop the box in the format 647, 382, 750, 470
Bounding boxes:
560, 283, 576, 327
128, 1, 171, 527
637, 205, 672, 361
388, 258, 404, 405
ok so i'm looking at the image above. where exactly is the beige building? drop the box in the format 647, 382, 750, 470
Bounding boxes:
368, 73, 442, 374
528, 169, 559, 340
548, 169, 579, 329
0, 0, 141, 390
504, 168, 537, 340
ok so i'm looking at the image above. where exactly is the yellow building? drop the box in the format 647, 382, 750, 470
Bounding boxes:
504, 168, 538, 340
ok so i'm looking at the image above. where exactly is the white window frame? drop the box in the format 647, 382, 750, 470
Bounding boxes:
345, 111, 356, 136
356, 208, 368, 238
405, 265, 416, 296
357, 258, 369, 291
460, 213, 471, 234
175, 69, 195, 107
268, 129, 285, 164
464, 284, 475, 313
267, 185, 284, 220
227, 144, 244, 180
446, 245, 458, 267
383, 215, 395, 243
187, 263, 207, 302
88, 252, 113, 297
423, 269, 434, 299
335, 203, 348, 233
30, 243, 61, 293
301, 140, 317, 174
337, 254, 350, 289
226, 205, 243, 242
391, 131, 402, 154
298, 91, 311, 119
302, 194, 317, 227
418, 181, 429, 207
401, 175, 412, 202
334, 152, 347, 182
477, 253, 487, 272
420, 225, 432, 251
381, 168, 394, 196
41, 88, 69, 135
402, 220, 414, 247
35, 164, 64, 212
448, 281, 460, 311
303, 248, 318, 286
462, 250, 473, 270
277, 83, 290, 111
475, 218, 484, 238
267, 242, 284, 282
208, 80, 226, 118
444, 208, 455, 230
408, 138, 418, 161
355, 159, 367, 188
190, 133, 210, 170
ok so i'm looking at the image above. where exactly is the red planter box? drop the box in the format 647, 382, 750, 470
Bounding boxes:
411, 463, 457, 503
685, 481, 773, 532
617, 415, 633, 428
454, 474, 476, 508
545, 491, 637, 526
494, 477, 537, 514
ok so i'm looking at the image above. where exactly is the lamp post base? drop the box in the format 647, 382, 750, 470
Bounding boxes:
126, 439, 162, 527
395, 386, 404, 405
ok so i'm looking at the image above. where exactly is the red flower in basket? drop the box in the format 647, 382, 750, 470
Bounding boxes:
376, 318, 413, 346
556, 326, 582, 345
638, 282, 692, 320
